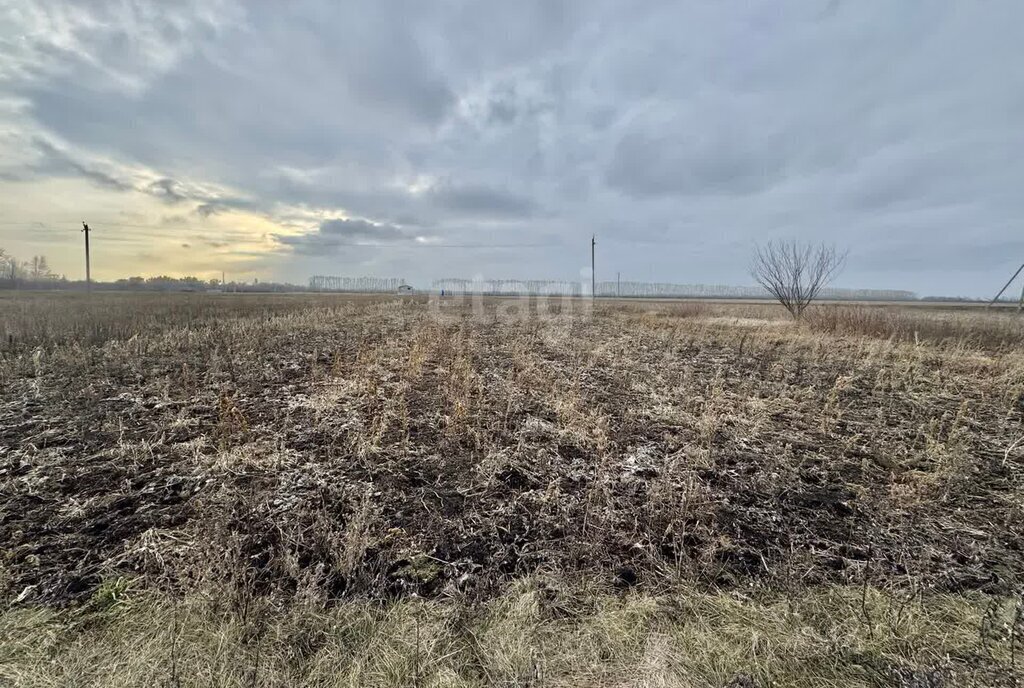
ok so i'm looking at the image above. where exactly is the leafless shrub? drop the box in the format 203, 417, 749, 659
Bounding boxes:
750, 240, 847, 319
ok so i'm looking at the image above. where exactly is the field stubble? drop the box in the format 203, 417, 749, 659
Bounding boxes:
1, 293, 1024, 685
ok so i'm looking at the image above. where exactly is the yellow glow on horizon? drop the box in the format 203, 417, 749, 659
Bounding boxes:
0, 177, 315, 281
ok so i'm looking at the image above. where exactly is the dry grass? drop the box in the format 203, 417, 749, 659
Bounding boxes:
0, 291, 413, 350
802, 304, 1024, 349
1, 577, 1020, 687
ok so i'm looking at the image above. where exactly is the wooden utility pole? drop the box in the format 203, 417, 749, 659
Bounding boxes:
617, 271, 620, 298
591, 235, 596, 299
81, 222, 91, 292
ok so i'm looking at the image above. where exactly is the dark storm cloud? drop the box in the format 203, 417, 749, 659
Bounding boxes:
3, 1, 1024, 295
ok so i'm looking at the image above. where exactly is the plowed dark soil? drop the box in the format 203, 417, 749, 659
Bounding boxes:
2, 295, 1022, 605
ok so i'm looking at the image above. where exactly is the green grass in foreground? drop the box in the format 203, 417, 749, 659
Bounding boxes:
1, 580, 1020, 687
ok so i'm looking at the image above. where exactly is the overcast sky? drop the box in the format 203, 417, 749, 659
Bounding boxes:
1, 1, 1022, 296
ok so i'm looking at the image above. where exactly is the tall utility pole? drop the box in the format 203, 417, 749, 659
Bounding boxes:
81, 222, 91, 292
617, 271, 620, 298
591, 235, 596, 299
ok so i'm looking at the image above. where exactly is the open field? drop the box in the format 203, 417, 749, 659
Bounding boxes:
2, 292, 1024, 686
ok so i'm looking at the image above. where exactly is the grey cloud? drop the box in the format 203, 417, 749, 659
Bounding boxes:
147, 178, 188, 203
27, 137, 258, 214
854, 234, 1024, 274
391, 213, 428, 228
428, 183, 537, 219
15, 4, 455, 176
30, 138, 133, 192
341, 14, 455, 125
488, 98, 518, 125
196, 203, 225, 218
486, 83, 521, 125
320, 218, 406, 242
605, 124, 784, 199
276, 218, 421, 255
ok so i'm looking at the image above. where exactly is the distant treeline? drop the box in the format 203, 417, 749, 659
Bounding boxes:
0, 275, 307, 292
0, 269, 305, 296
105, 276, 306, 292
0, 248, 301, 292
432, 278, 918, 301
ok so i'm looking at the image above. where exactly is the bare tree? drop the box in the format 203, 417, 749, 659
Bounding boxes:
750, 240, 847, 319
0, 248, 15, 283
24, 255, 57, 281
